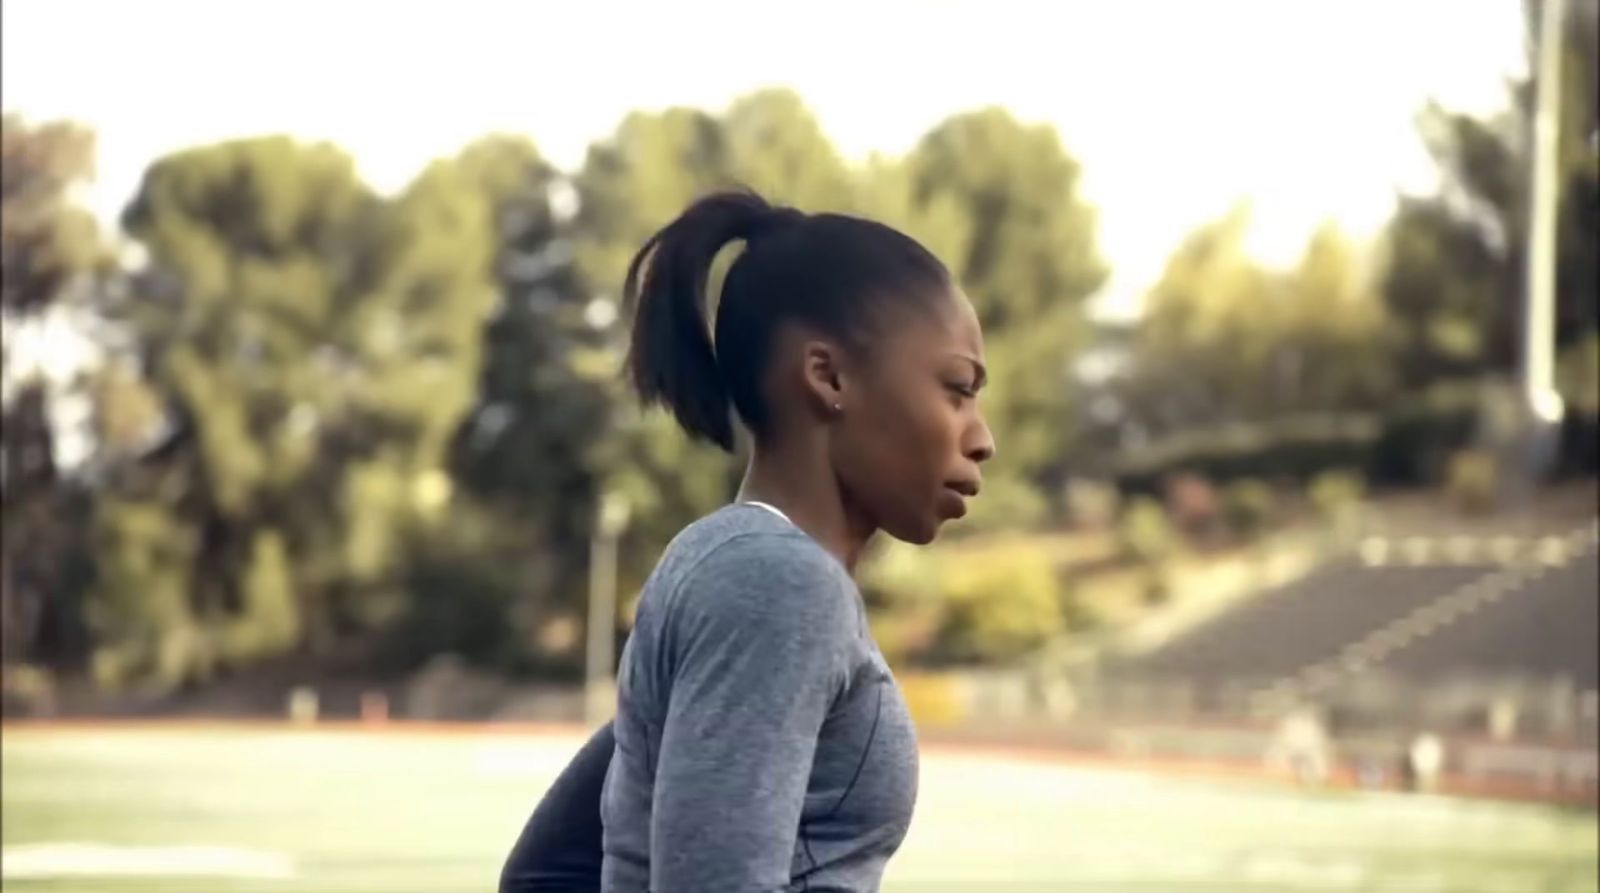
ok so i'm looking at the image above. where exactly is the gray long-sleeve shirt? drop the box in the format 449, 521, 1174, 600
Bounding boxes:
600, 504, 919, 892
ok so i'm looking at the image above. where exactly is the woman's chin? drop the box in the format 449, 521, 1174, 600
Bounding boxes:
884, 516, 940, 546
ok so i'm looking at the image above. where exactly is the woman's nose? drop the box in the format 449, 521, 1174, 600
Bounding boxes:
965, 416, 996, 464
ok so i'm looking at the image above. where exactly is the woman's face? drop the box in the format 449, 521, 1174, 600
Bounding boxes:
831, 291, 996, 544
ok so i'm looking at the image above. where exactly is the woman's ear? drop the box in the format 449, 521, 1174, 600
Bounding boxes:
800, 339, 847, 416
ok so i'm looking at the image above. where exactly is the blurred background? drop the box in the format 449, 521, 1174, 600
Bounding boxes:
2, 0, 1597, 890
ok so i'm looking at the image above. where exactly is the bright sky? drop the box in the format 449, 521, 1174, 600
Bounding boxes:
3, 0, 1526, 320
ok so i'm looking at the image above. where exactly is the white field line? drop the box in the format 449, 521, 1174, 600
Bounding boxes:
0, 842, 296, 880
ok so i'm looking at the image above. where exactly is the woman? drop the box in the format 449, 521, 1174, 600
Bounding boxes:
502, 189, 993, 892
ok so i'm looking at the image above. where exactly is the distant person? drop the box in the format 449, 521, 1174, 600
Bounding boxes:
1269, 707, 1331, 787
1408, 732, 1444, 793
500, 189, 995, 892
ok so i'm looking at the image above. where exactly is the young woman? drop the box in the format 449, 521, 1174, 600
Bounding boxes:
501, 189, 994, 893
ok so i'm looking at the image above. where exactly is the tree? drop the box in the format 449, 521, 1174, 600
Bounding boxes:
0, 117, 110, 669
901, 109, 1108, 497
1277, 224, 1393, 411
1120, 209, 1390, 441
1123, 204, 1276, 434
439, 134, 613, 671
722, 89, 858, 213
94, 136, 498, 687
1382, 0, 1598, 390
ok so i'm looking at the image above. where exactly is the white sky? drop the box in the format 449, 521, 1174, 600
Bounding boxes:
2, 0, 1526, 320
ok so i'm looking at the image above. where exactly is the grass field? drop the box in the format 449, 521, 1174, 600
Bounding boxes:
2, 724, 1595, 893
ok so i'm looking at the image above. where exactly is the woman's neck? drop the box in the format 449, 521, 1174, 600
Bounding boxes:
737, 438, 875, 573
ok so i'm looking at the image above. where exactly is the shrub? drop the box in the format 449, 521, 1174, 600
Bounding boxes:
935, 549, 1064, 664
1445, 449, 1499, 514
1222, 479, 1277, 540
1309, 470, 1366, 519
1369, 381, 1482, 485
1118, 496, 1174, 564
1164, 473, 1221, 538
1063, 478, 1121, 529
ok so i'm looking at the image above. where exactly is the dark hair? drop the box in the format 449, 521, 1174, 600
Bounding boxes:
624, 189, 952, 451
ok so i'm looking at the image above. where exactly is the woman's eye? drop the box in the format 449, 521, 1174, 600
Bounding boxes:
946, 383, 977, 400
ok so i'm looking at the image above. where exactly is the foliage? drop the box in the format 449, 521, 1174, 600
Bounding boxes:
1221, 479, 1277, 540
1381, 0, 1598, 389
0, 117, 110, 670
946, 474, 1049, 536
1308, 470, 1367, 522
87, 136, 500, 687
0, 117, 109, 314
15, 45, 1598, 689
1116, 413, 1381, 492
443, 135, 611, 651
1122, 207, 1392, 439
935, 549, 1064, 664
1445, 449, 1500, 515
861, 537, 1065, 666
902, 109, 1108, 495
1117, 496, 1174, 565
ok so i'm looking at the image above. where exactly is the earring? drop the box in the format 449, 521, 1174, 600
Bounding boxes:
831, 402, 842, 413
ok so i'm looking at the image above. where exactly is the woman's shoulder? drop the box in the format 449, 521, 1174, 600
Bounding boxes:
656, 505, 856, 627
675, 504, 841, 582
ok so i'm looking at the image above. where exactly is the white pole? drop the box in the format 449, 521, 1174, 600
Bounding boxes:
585, 491, 629, 726
1523, 0, 1568, 427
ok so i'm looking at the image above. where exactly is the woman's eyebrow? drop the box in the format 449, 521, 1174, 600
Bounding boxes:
948, 353, 987, 387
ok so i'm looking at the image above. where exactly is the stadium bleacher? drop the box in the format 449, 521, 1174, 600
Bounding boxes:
1105, 534, 1599, 701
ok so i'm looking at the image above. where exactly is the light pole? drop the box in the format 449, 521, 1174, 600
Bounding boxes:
1518, 0, 1570, 481
585, 489, 631, 726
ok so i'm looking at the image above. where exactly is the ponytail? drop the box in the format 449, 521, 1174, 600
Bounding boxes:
624, 188, 950, 452
623, 190, 796, 451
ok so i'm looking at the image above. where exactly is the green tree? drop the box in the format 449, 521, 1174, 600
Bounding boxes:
1382, 0, 1598, 389
901, 109, 1108, 496
1123, 210, 1390, 438
1125, 205, 1275, 433
435, 135, 613, 671
1277, 224, 1393, 411
0, 116, 109, 669
95, 136, 498, 686
722, 89, 857, 212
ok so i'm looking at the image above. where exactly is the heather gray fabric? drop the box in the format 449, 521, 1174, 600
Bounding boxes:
601, 504, 919, 892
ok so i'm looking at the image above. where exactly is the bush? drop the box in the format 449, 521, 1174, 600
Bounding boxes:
1558, 409, 1599, 476
1556, 334, 1600, 416
1063, 478, 1120, 529
1115, 414, 1380, 494
1309, 470, 1366, 518
1118, 497, 1174, 564
1139, 565, 1173, 606
1113, 383, 1495, 494
220, 530, 299, 664
858, 541, 943, 664
1164, 473, 1220, 538
1369, 380, 1482, 485
1445, 449, 1499, 514
381, 503, 556, 676
1309, 470, 1367, 535
935, 550, 1064, 664
863, 539, 1066, 665
1222, 479, 1277, 540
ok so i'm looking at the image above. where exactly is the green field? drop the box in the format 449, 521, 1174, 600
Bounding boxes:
2, 725, 1595, 893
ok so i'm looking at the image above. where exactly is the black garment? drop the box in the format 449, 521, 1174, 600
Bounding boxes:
499, 721, 614, 893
